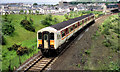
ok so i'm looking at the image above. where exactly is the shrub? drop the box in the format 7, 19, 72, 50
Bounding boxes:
2, 23, 15, 35
85, 50, 90, 55
20, 20, 30, 27
17, 47, 28, 55
7, 44, 21, 51
102, 38, 114, 47
110, 45, 119, 52
20, 19, 35, 32
46, 14, 52, 21
102, 27, 110, 35
1, 35, 6, 45
64, 14, 68, 19
41, 20, 51, 26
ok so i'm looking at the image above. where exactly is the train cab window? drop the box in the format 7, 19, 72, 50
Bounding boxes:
50, 33, 54, 40
44, 34, 48, 40
61, 31, 65, 37
38, 32, 42, 39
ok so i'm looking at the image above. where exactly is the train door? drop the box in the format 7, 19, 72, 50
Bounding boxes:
44, 34, 49, 48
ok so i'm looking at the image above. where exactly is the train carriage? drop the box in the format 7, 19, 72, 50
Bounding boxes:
37, 13, 95, 55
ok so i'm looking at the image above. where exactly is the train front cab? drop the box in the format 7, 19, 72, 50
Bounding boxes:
37, 31, 55, 54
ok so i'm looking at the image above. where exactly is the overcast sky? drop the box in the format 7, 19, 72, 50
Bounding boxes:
0, 0, 74, 3
0, 0, 119, 4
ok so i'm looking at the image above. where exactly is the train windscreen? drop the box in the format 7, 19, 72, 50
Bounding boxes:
38, 32, 42, 39
50, 33, 54, 40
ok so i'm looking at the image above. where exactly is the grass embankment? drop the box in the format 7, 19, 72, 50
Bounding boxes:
1, 14, 65, 71
64, 11, 103, 20
87, 14, 120, 70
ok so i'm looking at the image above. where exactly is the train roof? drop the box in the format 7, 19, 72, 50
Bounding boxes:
50, 13, 94, 30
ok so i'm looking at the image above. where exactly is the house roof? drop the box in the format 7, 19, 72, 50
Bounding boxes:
50, 13, 93, 30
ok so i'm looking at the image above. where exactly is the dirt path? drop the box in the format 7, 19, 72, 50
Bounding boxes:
50, 15, 114, 70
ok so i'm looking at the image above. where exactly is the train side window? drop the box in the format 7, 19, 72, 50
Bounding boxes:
38, 32, 42, 39
61, 31, 65, 37
75, 24, 77, 28
65, 28, 69, 34
70, 26, 73, 31
73, 25, 75, 29
82, 20, 84, 24
50, 33, 54, 40
80, 21, 82, 25
91, 16, 92, 19
68, 27, 71, 33
78, 22, 80, 26
86, 19, 87, 23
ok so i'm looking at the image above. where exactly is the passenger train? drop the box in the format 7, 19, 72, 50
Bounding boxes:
37, 13, 95, 55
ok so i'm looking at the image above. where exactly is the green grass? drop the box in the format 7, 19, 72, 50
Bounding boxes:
88, 14, 120, 70
2, 14, 65, 71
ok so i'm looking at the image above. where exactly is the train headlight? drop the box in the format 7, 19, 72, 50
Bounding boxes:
50, 45, 54, 49
38, 44, 42, 49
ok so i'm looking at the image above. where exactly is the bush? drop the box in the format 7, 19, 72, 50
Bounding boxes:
41, 20, 51, 26
20, 20, 30, 27
7, 44, 21, 51
17, 47, 28, 55
102, 27, 110, 35
46, 14, 52, 21
64, 14, 68, 19
2, 23, 15, 35
20, 19, 35, 32
85, 50, 90, 55
1, 35, 6, 45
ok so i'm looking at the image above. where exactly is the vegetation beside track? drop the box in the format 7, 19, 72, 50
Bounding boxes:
64, 11, 104, 20
87, 14, 120, 70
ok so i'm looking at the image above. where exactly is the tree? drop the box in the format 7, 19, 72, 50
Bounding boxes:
46, 14, 52, 21
36, 10, 39, 14
20, 10, 24, 14
2, 23, 15, 35
29, 10, 31, 14
33, 3, 38, 5
20, 16, 35, 32
64, 14, 68, 19
2, 15, 15, 35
